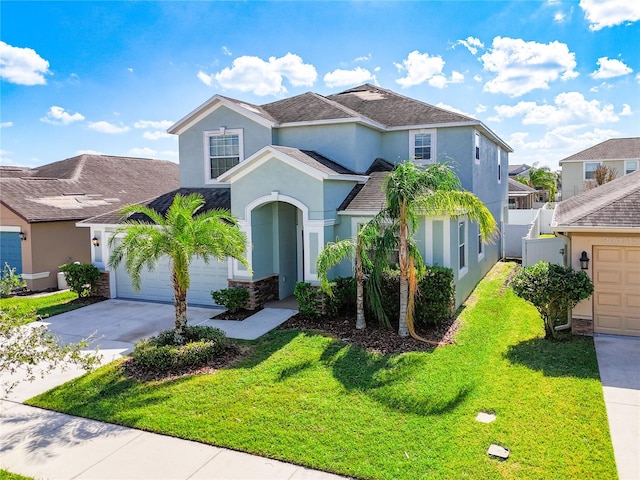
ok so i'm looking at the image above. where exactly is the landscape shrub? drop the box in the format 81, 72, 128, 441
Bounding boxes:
211, 287, 250, 313
294, 282, 322, 318
370, 267, 454, 327
59, 262, 100, 297
0, 262, 26, 296
131, 325, 227, 372
326, 276, 357, 316
511, 261, 594, 339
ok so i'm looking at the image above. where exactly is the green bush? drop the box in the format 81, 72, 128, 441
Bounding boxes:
59, 262, 100, 297
511, 261, 594, 339
369, 267, 454, 327
326, 276, 357, 316
0, 262, 26, 296
294, 282, 322, 318
211, 287, 250, 313
132, 326, 227, 372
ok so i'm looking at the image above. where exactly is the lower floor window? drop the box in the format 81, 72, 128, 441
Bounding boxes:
459, 221, 466, 270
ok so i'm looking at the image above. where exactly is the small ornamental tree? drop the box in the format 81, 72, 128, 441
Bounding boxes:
511, 261, 594, 339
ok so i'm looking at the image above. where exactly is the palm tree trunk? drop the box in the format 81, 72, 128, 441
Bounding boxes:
173, 270, 188, 344
398, 200, 409, 337
355, 237, 366, 330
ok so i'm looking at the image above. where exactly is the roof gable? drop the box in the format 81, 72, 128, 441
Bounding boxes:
559, 137, 640, 163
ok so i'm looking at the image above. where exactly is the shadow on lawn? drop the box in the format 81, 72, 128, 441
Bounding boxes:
505, 335, 600, 379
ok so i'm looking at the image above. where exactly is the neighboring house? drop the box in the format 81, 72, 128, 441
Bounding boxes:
0, 154, 179, 291
508, 164, 531, 178
552, 169, 640, 337
559, 137, 640, 200
84, 84, 511, 309
508, 178, 537, 209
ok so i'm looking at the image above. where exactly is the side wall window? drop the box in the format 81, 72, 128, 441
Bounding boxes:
625, 160, 638, 175
475, 131, 480, 163
204, 128, 244, 182
584, 162, 599, 181
497, 148, 502, 183
458, 220, 467, 274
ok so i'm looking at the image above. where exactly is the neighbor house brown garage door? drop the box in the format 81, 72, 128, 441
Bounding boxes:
593, 245, 640, 336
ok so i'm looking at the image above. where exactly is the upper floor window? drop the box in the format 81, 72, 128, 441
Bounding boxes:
410, 129, 436, 164
475, 131, 480, 163
625, 160, 638, 175
584, 162, 599, 181
205, 128, 243, 181
497, 148, 502, 183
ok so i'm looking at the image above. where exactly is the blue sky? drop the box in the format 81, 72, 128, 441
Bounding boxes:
1, 0, 639, 170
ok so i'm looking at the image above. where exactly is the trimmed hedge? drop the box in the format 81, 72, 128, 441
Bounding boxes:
132, 326, 227, 372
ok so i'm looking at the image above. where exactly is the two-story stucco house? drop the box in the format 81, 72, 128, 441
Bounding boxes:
83, 84, 511, 310
559, 137, 640, 200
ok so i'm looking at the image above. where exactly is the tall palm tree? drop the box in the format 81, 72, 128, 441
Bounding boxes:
516, 164, 557, 202
381, 162, 498, 337
109, 193, 250, 343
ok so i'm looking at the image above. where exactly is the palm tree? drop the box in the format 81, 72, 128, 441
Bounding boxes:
381, 162, 498, 337
516, 163, 557, 202
109, 193, 250, 343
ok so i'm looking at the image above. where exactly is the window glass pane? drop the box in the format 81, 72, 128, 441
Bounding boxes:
625, 161, 638, 175
458, 222, 466, 269
209, 133, 240, 178
414, 133, 431, 160
585, 162, 599, 180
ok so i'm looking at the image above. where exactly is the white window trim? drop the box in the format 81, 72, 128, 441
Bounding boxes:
474, 131, 480, 164
458, 219, 468, 278
203, 127, 244, 184
583, 161, 600, 181
409, 129, 436, 164
625, 160, 638, 175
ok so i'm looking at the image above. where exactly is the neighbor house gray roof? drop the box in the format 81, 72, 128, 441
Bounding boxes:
508, 164, 531, 176
80, 188, 231, 225
553, 169, 640, 228
559, 137, 640, 163
508, 178, 536, 193
0, 154, 179, 223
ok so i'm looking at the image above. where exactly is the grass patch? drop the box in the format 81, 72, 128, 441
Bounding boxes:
0, 291, 82, 322
0, 470, 33, 480
28, 263, 615, 479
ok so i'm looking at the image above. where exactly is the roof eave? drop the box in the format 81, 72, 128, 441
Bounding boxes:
552, 225, 640, 233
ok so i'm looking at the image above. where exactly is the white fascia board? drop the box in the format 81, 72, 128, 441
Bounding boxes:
337, 210, 380, 216
552, 225, 640, 234
76, 222, 117, 228
327, 175, 369, 182
168, 95, 274, 135
559, 157, 637, 164
278, 116, 386, 132
219, 146, 328, 183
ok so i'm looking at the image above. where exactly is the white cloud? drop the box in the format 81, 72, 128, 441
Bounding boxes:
75, 149, 104, 156
590, 57, 633, 79
143, 131, 172, 140
374, 66, 381, 73
128, 67, 134, 73
450, 71, 464, 83
128, 147, 158, 158
554, 12, 566, 22
620, 104, 632, 116
0, 41, 51, 86
492, 91, 618, 127
480, 37, 578, 97
473, 74, 482, 82
355, 54, 372, 62
222, 46, 232, 56
0, 121, 13, 128
197, 70, 214, 86
579, 0, 640, 30
394, 50, 448, 88
40, 106, 85, 125
88, 121, 130, 134
324, 67, 374, 88
455, 36, 484, 55
476, 104, 487, 113
214, 53, 317, 96
134, 120, 174, 130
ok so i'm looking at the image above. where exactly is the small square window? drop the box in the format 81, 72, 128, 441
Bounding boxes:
410, 129, 436, 164
584, 162, 599, 181
625, 160, 638, 175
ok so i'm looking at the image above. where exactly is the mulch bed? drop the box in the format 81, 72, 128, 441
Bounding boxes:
279, 313, 460, 355
212, 307, 262, 321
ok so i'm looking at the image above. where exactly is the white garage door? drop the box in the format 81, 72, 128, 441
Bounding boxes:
593, 245, 640, 337
115, 256, 229, 306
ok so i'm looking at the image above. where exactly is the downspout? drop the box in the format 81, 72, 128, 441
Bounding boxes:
554, 230, 572, 331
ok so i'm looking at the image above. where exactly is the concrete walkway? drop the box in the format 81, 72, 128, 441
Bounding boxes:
1, 300, 346, 479
594, 335, 640, 480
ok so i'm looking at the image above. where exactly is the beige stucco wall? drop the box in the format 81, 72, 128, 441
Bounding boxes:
568, 231, 640, 320
29, 221, 92, 291
561, 160, 628, 200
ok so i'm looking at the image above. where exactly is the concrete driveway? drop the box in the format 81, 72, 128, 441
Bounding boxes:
594, 335, 640, 480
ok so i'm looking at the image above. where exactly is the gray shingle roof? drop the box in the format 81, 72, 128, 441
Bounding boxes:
559, 137, 640, 163
554, 170, 640, 228
508, 178, 536, 193
262, 92, 360, 124
270, 146, 356, 175
81, 188, 231, 225
0, 154, 179, 223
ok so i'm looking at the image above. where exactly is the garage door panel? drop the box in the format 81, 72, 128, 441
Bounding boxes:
594, 245, 640, 337
115, 256, 228, 306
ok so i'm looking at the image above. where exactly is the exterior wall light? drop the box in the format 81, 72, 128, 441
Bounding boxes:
92, 237, 100, 247
579, 251, 590, 270
18, 232, 27, 241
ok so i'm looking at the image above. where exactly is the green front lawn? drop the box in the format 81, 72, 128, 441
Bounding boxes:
28, 263, 616, 479
0, 291, 81, 322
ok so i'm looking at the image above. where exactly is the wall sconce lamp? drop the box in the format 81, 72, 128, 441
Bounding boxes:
92, 237, 100, 247
18, 232, 27, 241
579, 251, 590, 270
